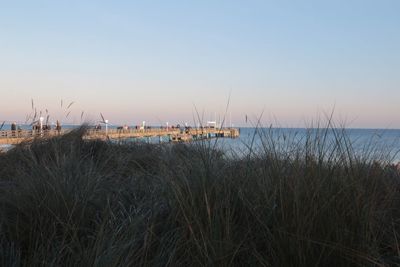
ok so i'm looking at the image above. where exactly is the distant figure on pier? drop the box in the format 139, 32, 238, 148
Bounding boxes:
56, 120, 62, 133
33, 122, 40, 132
11, 122, 16, 137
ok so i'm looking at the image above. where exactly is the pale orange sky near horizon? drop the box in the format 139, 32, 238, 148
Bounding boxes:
0, 71, 399, 128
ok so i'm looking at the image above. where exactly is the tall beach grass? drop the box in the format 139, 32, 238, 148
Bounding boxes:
0, 125, 400, 266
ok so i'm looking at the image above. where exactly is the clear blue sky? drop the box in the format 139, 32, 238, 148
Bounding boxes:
1, 0, 399, 127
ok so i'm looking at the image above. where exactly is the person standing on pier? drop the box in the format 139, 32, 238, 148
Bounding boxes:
32, 122, 41, 136
11, 122, 16, 137
56, 120, 62, 134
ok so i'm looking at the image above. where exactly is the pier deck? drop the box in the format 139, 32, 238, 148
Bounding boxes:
0, 127, 240, 145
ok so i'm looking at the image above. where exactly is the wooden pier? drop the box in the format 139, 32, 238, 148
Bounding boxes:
0, 127, 240, 145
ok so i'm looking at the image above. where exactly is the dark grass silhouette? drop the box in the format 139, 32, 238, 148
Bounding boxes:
0, 126, 400, 266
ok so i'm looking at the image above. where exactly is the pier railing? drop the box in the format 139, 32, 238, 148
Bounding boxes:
0, 127, 240, 144
0, 128, 179, 138
0, 129, 69, 139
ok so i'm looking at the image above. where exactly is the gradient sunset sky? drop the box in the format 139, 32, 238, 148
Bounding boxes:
1, 1, 399, 128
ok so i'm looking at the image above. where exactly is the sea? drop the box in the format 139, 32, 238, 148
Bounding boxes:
1, 124, 400, 163
216, 127, 400, 163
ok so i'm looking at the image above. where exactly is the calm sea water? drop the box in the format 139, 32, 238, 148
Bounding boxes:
216, 128, 400, 162
1, 124, 400, 162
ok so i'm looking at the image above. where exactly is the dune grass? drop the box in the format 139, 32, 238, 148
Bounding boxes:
0, 126, 399, 266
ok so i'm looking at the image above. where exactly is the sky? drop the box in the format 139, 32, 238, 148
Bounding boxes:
0, 0, 399, 128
